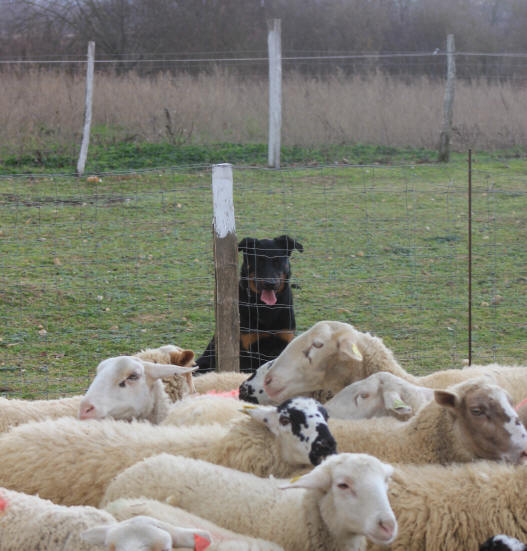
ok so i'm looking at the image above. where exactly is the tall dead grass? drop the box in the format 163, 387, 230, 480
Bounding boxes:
1, 68, 525, 155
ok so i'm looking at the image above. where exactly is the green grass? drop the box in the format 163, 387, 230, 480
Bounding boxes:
1, 146, 526, 398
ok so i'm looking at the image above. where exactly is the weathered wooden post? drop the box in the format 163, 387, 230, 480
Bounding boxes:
438, 34, 456, 162
211, 163, 240, 372
77, 41, 95, 176
268, 19, 282, 169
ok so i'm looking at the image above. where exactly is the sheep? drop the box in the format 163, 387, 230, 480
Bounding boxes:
263, 320, 527, 404
324, 372, 434, 420
362, 461, 527, 551
0, 397, 336, 507
238, 359, 333, 405
101, 452, 397, 551
0, 344, 196, 434
105, 498, 285, 550
480, 536, 527, 551
161, 394, 246, 427
78, 355, 198, 423
0, 487, 211, 550
327, 378, 527, 465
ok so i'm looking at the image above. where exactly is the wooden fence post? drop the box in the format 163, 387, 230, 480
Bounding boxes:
267, 19, 282, 169
438, 34, 456, 162
212, 163, 240, 372
77, 41, 95, 176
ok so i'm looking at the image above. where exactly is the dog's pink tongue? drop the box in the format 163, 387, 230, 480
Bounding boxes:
261, 289, 277, 305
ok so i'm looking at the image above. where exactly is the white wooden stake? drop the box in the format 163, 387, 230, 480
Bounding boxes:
438, 34, 456, 162
77, 41, 95, 176
212, 164, 240, 371
267, 19, 282, 169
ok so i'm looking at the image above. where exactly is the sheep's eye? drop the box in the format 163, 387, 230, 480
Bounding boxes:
337, 482, 349, 490
279, 415, 290, 426
118, 380, 126, 388
471, 408, 483, 416
359, 393, 370, 400
127, 373, 139, 381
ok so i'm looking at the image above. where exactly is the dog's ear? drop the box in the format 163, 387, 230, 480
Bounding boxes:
274, 235, 304, 255
238, 237, 258, 253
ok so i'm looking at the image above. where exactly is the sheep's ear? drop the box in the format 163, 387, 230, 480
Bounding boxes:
169, 349, 195, 367
81, 525, 110, 544
280, 465, 331, 491
143, 518, 212, 549
141, 361, 198, 380
383, 390, 412, 416
241, 404, 277, 426
336, 334, 363, 362
434, 389, 459, 410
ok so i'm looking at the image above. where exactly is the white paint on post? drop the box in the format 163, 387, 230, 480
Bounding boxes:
77, 41, 95, 176
438, 34, 456, 162
268, 19, 282, 169
212, 163, 235, 238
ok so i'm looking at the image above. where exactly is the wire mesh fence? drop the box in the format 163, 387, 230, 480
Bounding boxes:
1, 160, 526, 398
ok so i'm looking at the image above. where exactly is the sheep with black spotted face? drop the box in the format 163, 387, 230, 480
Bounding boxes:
0, 397, 336, 507
102, 453, 397, 551
263, 320, 527, 404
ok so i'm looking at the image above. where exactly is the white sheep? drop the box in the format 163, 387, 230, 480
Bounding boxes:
0, 487, 211, 550
0, 397, 336, 506
327, 378, 527, 465
238, 359, 333, 405
263, 320, 527, 403
79, 355, 197, 423
324, 372, 434, 420
101, 452, 398, 551
162, 394, 246, 427
105, 498, 284, 550
364, 460, 527, 550
0, 344, 197, 434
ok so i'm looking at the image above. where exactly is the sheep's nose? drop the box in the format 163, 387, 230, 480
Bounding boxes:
79, 402, 96, 420
377, 518, 396, 540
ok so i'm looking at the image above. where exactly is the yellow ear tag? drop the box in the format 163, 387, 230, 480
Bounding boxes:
289, 475, 303, 484
393, 398, 409, 410
352, 343, 363, 361
240, 404, 257, 415
242, 404, 257, 410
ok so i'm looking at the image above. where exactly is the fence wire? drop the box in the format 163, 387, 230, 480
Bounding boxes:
1, 161, 526, 398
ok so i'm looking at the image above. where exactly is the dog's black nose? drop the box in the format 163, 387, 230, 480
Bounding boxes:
261, 278, 281, 290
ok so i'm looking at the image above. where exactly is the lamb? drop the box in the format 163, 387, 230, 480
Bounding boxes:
362, 461, 527, 551
0, 397, 336, 506
327, 378, 527, 465
0, 344, 196, 434
0, 487, 211, 550
101, 452, 397, 551
79, 355, 197, 423
263, 320, 527, 404
105, 498, 285, 550
324, 372, 434, 420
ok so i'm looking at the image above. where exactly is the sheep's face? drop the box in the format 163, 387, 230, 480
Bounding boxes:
326, 372, 432, 420
244, 397, 337, 466
263, 321, 364, 402
81, 515, 211, 551
238, 360, 275, 404
281, 453, 397, 546
78, 356, 196, 422
435, 380, 527, 464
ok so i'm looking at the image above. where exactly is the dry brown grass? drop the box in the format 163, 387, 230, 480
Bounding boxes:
1, 68, 525, 154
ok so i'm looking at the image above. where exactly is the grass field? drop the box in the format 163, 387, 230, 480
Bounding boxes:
1, 149, 526, 398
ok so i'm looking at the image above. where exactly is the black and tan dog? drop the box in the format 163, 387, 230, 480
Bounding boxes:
196, 234, 303, 373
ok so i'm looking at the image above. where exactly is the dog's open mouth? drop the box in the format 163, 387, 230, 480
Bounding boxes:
260, 289, 277, 305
